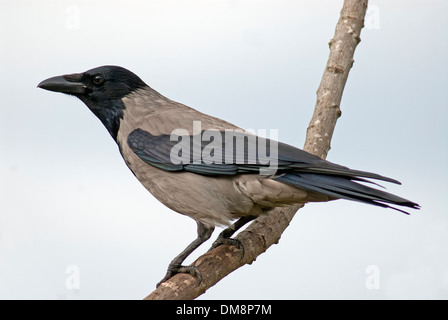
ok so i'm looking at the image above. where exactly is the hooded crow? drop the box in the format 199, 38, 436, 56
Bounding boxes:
38, 65, 420, 286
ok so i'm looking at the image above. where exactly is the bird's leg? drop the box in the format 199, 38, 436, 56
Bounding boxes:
209, 215, 256, 258
157, 221, 214, 288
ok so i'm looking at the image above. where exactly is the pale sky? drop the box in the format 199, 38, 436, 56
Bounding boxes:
1, 0, 447, 299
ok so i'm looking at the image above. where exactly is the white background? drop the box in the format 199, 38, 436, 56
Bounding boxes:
1, 0, 447, 299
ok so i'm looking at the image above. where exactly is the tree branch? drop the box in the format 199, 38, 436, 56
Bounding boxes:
144, 0, 368, 300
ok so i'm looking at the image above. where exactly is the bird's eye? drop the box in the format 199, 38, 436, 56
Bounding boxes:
93, 74, 104, 85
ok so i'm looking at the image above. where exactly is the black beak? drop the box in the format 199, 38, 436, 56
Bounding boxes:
37, 73, 87, 95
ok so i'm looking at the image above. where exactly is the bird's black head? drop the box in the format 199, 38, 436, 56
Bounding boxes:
38, 65, 147, 140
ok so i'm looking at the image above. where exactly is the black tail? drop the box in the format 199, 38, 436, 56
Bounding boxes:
274, 173, 420, 214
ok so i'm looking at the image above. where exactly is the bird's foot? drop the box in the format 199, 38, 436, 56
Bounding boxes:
156, 263, 202, 288
156, 222, 214, 288
209, 234, 245, 259
207, 216, 255, 259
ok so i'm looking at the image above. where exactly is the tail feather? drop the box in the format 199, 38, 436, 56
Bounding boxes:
274, 173, 420, 214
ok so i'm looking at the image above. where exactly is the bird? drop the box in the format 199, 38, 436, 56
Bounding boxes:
38, 65, 420, 287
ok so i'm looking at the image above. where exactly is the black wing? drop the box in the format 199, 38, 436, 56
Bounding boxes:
127, 128, 420, 213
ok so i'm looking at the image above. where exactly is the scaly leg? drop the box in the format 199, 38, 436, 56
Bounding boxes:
209, 215, 256, 257
157, 221, 214, 288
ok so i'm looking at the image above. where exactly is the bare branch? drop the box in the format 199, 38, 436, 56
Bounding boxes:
305, 0, 368, 159
144, 0, 368, 300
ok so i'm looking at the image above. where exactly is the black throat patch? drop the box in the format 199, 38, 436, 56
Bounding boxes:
81, 97, 126, 142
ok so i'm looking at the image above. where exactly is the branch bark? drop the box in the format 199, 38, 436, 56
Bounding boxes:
144, 0, 368, 300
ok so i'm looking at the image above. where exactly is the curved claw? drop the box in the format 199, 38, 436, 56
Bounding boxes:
156, 265, 202, 288
209, 236, 245, 259
207, 216, 255, 259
